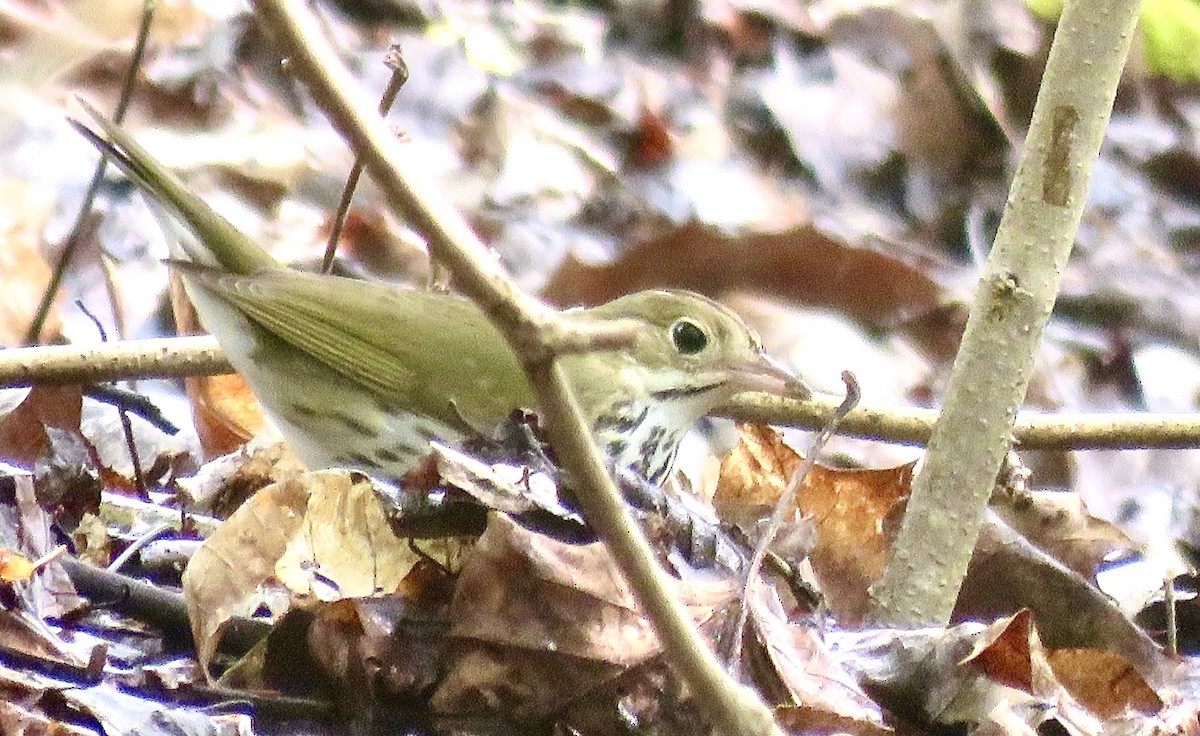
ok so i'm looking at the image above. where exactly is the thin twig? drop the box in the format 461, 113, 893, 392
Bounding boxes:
321, 43, 409, 273
84, 384, 180, 435
247, 2, 782, 733
107, 522, 174, 573
1165, 579, 1177, 656
23, 0, 155, 345
0, 336, 228, 386
725, 372, 860, 671
76, 301, 146, 497
8, 336, 1200, 451
98, 251, 130, 342
720, 393, 1200, 451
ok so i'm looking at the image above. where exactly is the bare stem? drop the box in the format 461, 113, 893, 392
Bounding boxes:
726, 372, 860, 671
321, 43, 409, 274
6, 337, 1200, 452
23, 0, 155, 345
866, 0, 1143, 627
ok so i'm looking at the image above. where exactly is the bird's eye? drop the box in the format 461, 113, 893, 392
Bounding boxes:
670, 318, 709, 355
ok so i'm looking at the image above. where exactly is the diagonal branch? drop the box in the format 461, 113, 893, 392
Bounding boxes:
245, 1, 781, 734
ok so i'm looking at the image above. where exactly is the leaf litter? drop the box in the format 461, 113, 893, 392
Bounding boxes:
2, 0, 1200, 732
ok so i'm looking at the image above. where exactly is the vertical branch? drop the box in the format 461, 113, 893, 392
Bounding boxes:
868, 0, 1143, 626
24, 0, 156, 345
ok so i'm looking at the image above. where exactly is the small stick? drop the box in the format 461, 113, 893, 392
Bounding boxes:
321, 44, 410, 273
24, 0, 155, 345
726, 371, 860, 670
77, 301, 146, 497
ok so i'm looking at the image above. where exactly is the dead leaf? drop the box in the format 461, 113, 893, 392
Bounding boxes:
0, 549, 35, 582
829, 622, 1000, 726
745, 584, 890, 734
304, 592, 450, 705
963, 610, 1058, 696
186, 370, 264, 461
273, 471, 426, 601
32, 426, 102, 529
713, 422, 801, 512
182, 470, 427, 679
433, 513, 735, 721
966, 610, 1163, 720
830, 614, 1104, 732
0, 465, 83, 617
716, 424, 913, 624
170, 274, 265, 459
175, 439, 307, 518
955, 513, 1167, 688
991, 488, 1141, 581
541, 222, 952, 333
1046, 647, 1162, 718
183, 473, 309, 679
0, 178, 60, 345
630, 104, 673, 167
0, 386, 84, 469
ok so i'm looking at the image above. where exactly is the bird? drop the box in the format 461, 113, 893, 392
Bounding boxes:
75, 103, 807, 487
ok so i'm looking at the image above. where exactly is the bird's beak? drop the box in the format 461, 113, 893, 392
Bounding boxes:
728, 352, 811, 399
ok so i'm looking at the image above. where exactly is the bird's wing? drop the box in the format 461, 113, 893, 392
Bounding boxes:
181, 266, 536, 430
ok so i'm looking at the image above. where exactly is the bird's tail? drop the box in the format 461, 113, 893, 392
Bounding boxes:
71, 99, 279, 276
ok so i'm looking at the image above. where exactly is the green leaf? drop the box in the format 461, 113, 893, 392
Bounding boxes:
1141, 0, 1200, 83
1026, 0, 1200, 83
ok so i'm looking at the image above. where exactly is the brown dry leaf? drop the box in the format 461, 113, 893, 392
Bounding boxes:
540, 221, 951, 330
183, 470, 425, 678
3, 0, 217, 89
887, 10, 990, 182
186, 373, 264, 460
966, 610, 1163, 722
1045, 647, 1162, 719
630, 104, 673, 168
273, 472, 425, 601
958, 611, 1111, 732
0, 549, 35, 582
432, 513, 735, 721
991, 488, 1141, 581
702, 2, 796, 59
0, 465, 83, 619
0, 609, 82, 669
0, 695, 95, 736
745, 585, 889, 734
302, 590, 450, 705
0, 178, 60, 345
183, 473, 308, 679
170, 275, 265, 459
0, 385, 84, 468
713, 422, 801, 511
829, 622, 1005, 727
956, 514, 1167, 689
830, 615, 1106, 732
333, 209, 431, 282
27, 428, 102, 534
964, 610, 1059, 696
715, 424, 913, 624
176, 440, 307, 518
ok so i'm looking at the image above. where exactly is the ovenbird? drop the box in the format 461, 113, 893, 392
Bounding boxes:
77, 107, 807, 485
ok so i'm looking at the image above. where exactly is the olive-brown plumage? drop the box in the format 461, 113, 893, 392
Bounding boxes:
77, 104, 806, 484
